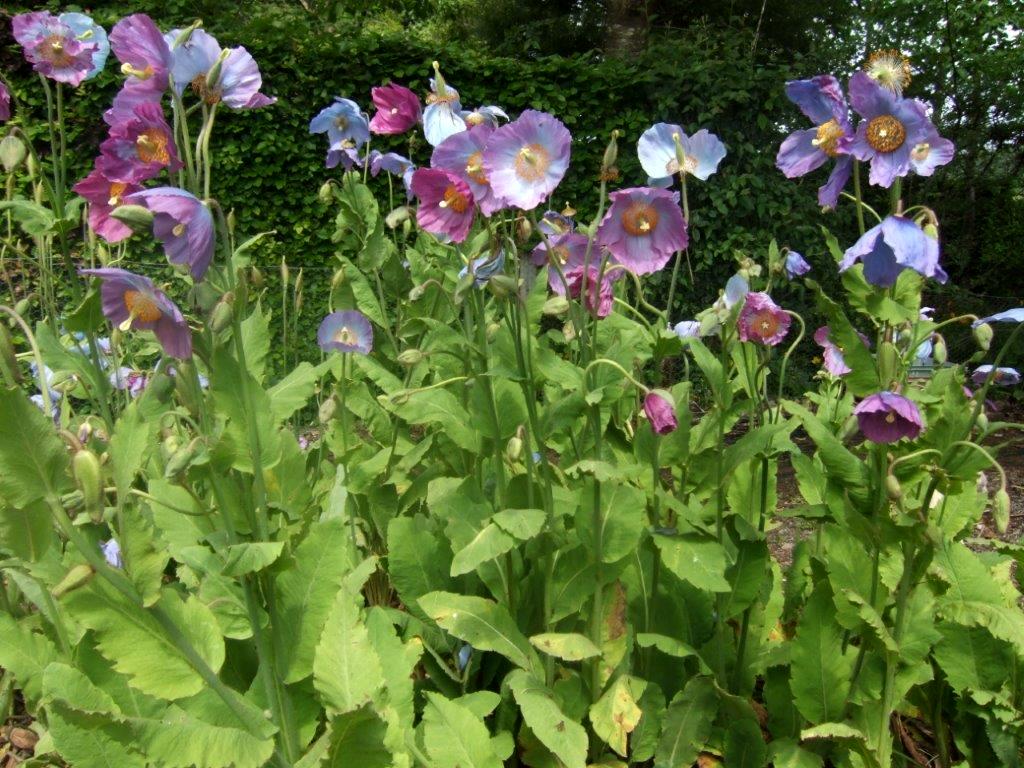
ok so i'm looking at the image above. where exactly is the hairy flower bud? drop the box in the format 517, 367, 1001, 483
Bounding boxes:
973, 322, 993, 351
14, 298, 30, 317
885, 473, 902, 500
932, 334, 947, 365
385, 206, 412, 229
318, 181, 334, 203
0, 135, 27, 173
145, 370, 176, 403
994, 488, 1011, 533
280, 259, 290, 288
602, 130, 620, 173
409, 283, 426, 301
250, 266, 265, 289
110, 204, 155, 229
516, 217, 532, 242
542, 295, 570, 316
164, 437, 201, 479
50, 564, 94, 598
487, 274, 519, 298
397, 349, 425, 366
209, 294, 234, 332
72, 449, 104, 521
506, 435, 523, 463
293, 269, 304, 313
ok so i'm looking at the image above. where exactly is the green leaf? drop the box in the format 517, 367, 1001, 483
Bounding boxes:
635, 633, 702, 661
109, 401, 154, 498
492, 508, 546, 540
577, 483, 646, 564
275, 518, 354, 683
313, 584, 383, 715
121, 512, 170, 607
323, 708, 393, 768
419, 592, 540, 674
387, 515, 454, 621
799, 722, 867, 741
589, 675, 646, 757
0, 612, 60, 705
239, 302, 271, 383
268, 362, 319, 422
789, 585, 852, 723
222, 541, 285, 577
938, 601, 1024, 659
768, 740, 824, 768
653, 533, 730, 592
64, 288, 104, 335
421, 692, 503, 768
0, 499, 53, 561
63, 581, 224, 701
0, 387, 68, 506
450, 522, 515, 576
723, 716, 767, 768
529, 633, 601, 661
0, 199, 55, 236
389, 387, 482, 453
655, 676, 718, 768
507, 670, 588, 768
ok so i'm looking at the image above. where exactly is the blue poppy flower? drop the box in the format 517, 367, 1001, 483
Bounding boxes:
423, 63, 466, 147
783, 251, 811, 279
973, 309, 1024, 327
310, 98, 369, 150
60, 12, 109, 80
459, 250, 506, 288
840, 216, 946, 287
638, 123, 726, 187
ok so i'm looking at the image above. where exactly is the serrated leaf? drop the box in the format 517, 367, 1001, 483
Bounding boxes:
121, 512, 170, 607
799, 722, 867, 741
419, 592, 540, 674
323, 708, 392, 767
385, 388, 481, 452
0, 387, 68, 506
109, 401, 153, 497
222, 541, 285, 577
0, 612, 60, 705
268, 362, 319, 422
789, 585, 852, 723
492, 508, 546, 540
387, 515, 454, 620
508, 670, 588, 768
239, 302, 271, 383
421, 692, 503, 768
653, 534, 730, 592
768, 739, 824, 768
529, 633, 601, 661
0, 499, 53, 561
655, 676, 718, 768
313, 584, 383, 715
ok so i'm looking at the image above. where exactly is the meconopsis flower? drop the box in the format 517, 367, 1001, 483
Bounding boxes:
101, 539, 123, 569
12, 12, 98, 86
432, 125, 504, 215
124, 188, 215, 280
163, 28, 275, 109
672, 320, 702, 339
783, 251, 811, 279
848, 72, 949, 187
462, 105, 509, 129
411, 168, 475, 243
81, 268, 192, 359
109, 14, 172, 106
974, 309, 1024, 327
423, 63, 466, 147
483, 110, 571, 210
317, 310, 373, 355
0, 83, 9, 122
776, 75, 854, 208
557, 246, 623, 319
60, 13, 110, 80
863, 49, 912, 96
98, 101, 182, 183
813, 326, 852, 376
538, 209, 576, 237
854, 391, 923, 443
459, 250, 506, 288
644, 390, 678, 435
840, 216, 946, 287
532, 231, 588, 281
310, 98, 370, 160
368, 83, 422, 135
73, 168, 143, 243
738, 292, 791, 346
908, 124, 955, 177
972, 366, 1021, 387
638, 124, 726, 187
596, 187, 688, 275
369, 151, 415, 198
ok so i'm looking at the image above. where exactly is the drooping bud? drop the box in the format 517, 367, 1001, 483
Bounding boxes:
486, 322, 501, 341
994, 488, 1011, 533
516, 217, 532, 243
977, 412, 989, 432
0, 135, 27, 172
318, 180, 334, 203
50, 564, 94, 597
318, 396, 338, 423
506, 435, 524, 463
542, 295, 570, 316
563, 320, 577, 342
0, 323, 21, 386
409, 283, 427, 302
144, 370, 175, 403
226, 208, 236, 234
77, 420, 93, 445
72, 449, 104, 521
14, 298, 30, 317
876, 341, 901, 387
250, 266, 264, 289
164, 437, 201, 478
331, 268, 345, 293
385, 205, 412, 229
397, 349, 425, 366
973, 322, 993, 351
110, 204, 154, 229
205, 47, 230, 91
932, 334, 947, 365
885, 473, 902, 500
161, 434, 181, 463
209, 293, 234, 332
488, 274, 519, 298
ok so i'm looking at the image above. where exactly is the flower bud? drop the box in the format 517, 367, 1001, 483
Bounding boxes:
26, 151, 38, 179
885, 473, 902, 500
14, 298, 30, 317
397, 349, 425, 366
226, 208, 236, 234
563, 320, 577, 342
385, 205, 412, 229
976, 412, 989, 432
922, 222, 939, 240
542, 295, 570, 316
409, 283, 426, 301
516, 217, 532, 242
171, 21, 202, 49
0, 323, 21, 386
50, 564, 94, 597
145, 370, 176, 403
932, 334, 947, 365
209, 294, 234, 332
0, 135, 27, 172
973, 322, 993, 351
318, 181, 334, 203
331, 268, 345, 292
161, 434, 181, 463
487, 274, 519, 298
318, 396, 337, 423
505, 435, 523, 463
72, 449, 104, 520
994, 488, 1011, 533
876, 341, 900, 387
110, 204, 154, 229
205, 47, 230, 91
164, 437, 201, 478
250, 266, 264, 289
280, 259, 290, 288
486, 322, 501, 341
602, 130, 620, 173
77, 420, 93, 444
293, 269, 304, 313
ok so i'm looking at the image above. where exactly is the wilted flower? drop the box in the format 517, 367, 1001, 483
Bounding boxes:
317, 310, 373, 355
483, 110, 571, 210
73, 168, 143, 243
110, 367, 148, 397
638, 123, 727, 187
432, 125, 504, 215
972, 366, 1021, 387
326, 145, 363, 171
310, 98, 370, 151
125, 187, 215, 280
13, 12, 98, 86
163, 28, 275, 109
109, 14, 172, 104
459, 250, 506, 288
101, 539, 123, 568
0, 83, 9, 122
596, 187, 688, 275
854, 391, 923, 443
784, 251, 811, 279
863, 49, 912, 96
840, 215, 946, 286
462, 105, 509, 128
848, 72, 945, 187
81, 267, 192, 359
369, 151, 415, 198
369, 82, 421, 135
776, 75, 854, 208
98, 101, 182, 183
411, 168, 475, 243
644, 390, 677, 435
813, 326, 852, 376
738, 292, 791, 346
672, 320, 702, 339
423, 63, 465, 147
538, 209, 576, 237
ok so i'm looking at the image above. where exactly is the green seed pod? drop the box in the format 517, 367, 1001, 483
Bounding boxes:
50, 564, 94, 598
110, 204, 155, 229
26, 150, 37, 179
487, 274, 519, 298
14, 298, 30, 317
72, 449, 104, 520
0, 323, 21, 386
209, 295, 234, 332
932, 334, 947, 365
397, 349, 425, 366
885, 473, 902, 500
973, 322, 993, 351
293, 269, 304, 313
542, 295, 570, 316
318, 396, 337, 423
563, 320, 577, 342
250, 266, 264, 289
0, 135, 27, 173
994, 488, 1011, 534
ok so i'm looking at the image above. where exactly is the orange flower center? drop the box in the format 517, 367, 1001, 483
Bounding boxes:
753, 311, 779, 338
814, 118, 845, 157
465, 112, 485, 126
465, 151, 488, 185
515, 144, 551, 182
136, 129, 170, 164
866, 115, 906, 153
439, 185, 469, 213
40, 35, 73, 67
123, 290, 162, 324
550, 245, 570, 265
107, 182, 128, 207
621, 202, 659, 237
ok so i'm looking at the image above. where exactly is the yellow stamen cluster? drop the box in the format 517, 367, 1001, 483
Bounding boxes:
333, 326, 355, 345
812, 118, 845, 157
514, 144, 551, 182
107, 182, 128, 208
465, 151, 488, 185
439, 185, 469, 214
135, 129, 171, 164
864, 49, 912, 95
865, 115, 907, 153
122, 290, 162, 328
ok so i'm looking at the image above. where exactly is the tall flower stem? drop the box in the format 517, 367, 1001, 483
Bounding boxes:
852, 160, 866, 236
665, 171, 692, 318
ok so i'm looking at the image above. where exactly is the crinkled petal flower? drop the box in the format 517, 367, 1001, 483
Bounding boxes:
840, 216, 946, 287
432, 125, 504, 215
973, 308, 1024, 327
125, 187, 214, 280
411, 168, 475, 243
13, 12, 97, 86
596, 187, 687, 275
854, 391, 923, 443
738, 292, 791, 345
60, 12, 109, 80
369, 83, 421, 135
73, 168, 142, 243
317, 310, 373, 354
483, 110, 571, 211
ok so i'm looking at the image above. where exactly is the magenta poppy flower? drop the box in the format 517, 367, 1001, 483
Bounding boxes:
432, 125, 503, 216
854, 391, 923, 443
644, 390, 677, 435
109, 14, 172, 103
98, 101, 182, 183
369, 83, 421, 135
776, 75, 854, 208
840, 216, 946, 287
411, 168, 475, 243
483, 110, 571, 210
738, 292, 791, 346
532, 231, 589, 281
317, 310, 373, 355
562, 251, 623, 319
72, 168, 143, 243
12, 12, 97, 86
125, 187, 214, 280
596, 187, 688, 275
848, 72, 941, 188
813, 326, 852, 376
0, 83, 9, 122
81, 268, 192, 359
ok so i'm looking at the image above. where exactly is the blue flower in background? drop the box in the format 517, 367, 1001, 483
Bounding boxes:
638, 123, 726, 187
459, 250, 506, 288
310, 98, 369, 150
783, 251, 811, 279
60, 12, 110, 80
